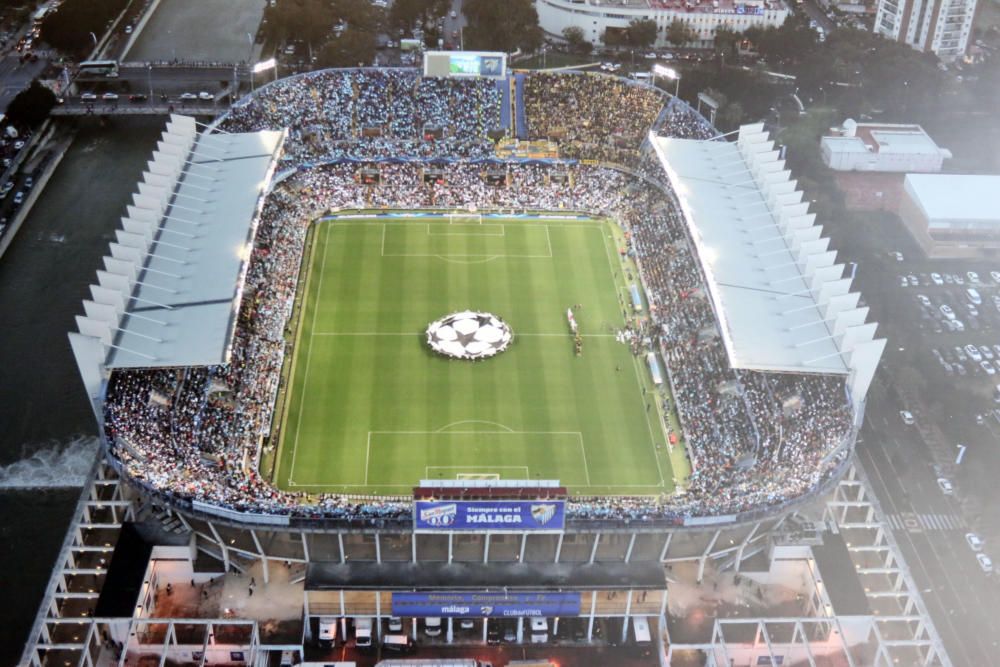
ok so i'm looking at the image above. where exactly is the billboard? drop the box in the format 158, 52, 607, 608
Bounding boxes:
392, 592, 581, 617
414, 500, 565, 532
423, 51, 507, 78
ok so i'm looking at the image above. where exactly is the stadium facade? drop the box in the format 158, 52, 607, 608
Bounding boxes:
23, 67, 905, 667
535, 0, 789, 50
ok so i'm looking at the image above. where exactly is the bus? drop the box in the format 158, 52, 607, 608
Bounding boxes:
79, 60, 119, 77
33, 7, 48, 23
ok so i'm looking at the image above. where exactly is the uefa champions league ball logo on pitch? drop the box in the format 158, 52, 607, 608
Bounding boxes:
426, 311, 513, 360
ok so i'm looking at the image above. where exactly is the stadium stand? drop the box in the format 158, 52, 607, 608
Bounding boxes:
71, 69, 874, 528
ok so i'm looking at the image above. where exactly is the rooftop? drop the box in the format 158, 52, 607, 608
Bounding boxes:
905, 173, 1000, 225
73, 116, 285, 370
651, 125, 883, 382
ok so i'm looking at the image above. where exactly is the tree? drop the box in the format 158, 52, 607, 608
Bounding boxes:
602, 27, 627, 48
665, 19, 696, 48
462, 0, 542, 53
562, 26, 592, 55
388, 0, 449, 36
316, 28, 376, 68
713, 26, 742, 57
6, 81, 57, 127
627, 18, 658, 49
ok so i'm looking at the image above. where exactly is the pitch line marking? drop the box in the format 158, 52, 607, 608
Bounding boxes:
287, 222, 332, 486
426, 222, 506, 237
435, 420, 515, 433
425, 465, 530, 478
364, 430, 587, 486
365, 432, 372, 485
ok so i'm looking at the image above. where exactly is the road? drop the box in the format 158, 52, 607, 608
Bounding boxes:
819, 210, 1000, 665
859, 398, 1000, 666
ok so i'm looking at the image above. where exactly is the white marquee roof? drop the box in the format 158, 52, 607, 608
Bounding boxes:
650, 125, 884, 404
72, 115, 285, 369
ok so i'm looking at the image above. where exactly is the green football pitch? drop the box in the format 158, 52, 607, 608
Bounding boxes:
272, 215, 679, 496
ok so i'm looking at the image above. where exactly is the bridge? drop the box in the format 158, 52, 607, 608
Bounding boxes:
50, 99, 226, 116
62, 62, 256, 116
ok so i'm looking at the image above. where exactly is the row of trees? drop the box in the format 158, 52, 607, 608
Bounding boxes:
564, 18, 700, 55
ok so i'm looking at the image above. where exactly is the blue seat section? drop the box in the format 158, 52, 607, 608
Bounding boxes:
514, 73, 528, 140
496, 77, 512, 130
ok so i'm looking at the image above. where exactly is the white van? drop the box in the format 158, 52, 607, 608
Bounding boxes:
529, 617, 548, 643
424, 616, 442, 636
318, 616, 338, 647
633, 616, 652, 644
354, 617, 373, 647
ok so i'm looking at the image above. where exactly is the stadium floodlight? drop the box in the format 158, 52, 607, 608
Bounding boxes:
652, 64, 680, 97
252, 58, 276, 74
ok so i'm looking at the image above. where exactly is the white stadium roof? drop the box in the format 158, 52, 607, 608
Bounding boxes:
71, 115, 284, 370
651, 124, 884, 404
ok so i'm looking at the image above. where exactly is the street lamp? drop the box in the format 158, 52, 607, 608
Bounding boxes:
652, 64, 680, 98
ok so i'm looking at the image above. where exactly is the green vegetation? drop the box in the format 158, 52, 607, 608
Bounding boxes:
462, 0, 542, 54
273, 216, 677, 496
6, 81, 57, 127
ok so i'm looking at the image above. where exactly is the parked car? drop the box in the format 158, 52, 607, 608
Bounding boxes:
967, 287, 982, 304
968, 271, 980, 283
931, 272, 944, 285
907, 274, 918, 286
917, 294, 931, 307
981, 360, 995, 376
990, 270, 1000, 283
889, 251, 904, 261
977, 553, 993, 573
965, 344, 982, 362
941, 304, 956, 320
981, 345, 994, 360
12, 190, 23, 205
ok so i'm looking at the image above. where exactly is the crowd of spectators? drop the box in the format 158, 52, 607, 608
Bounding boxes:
101, 71, 856, 525
218, 69, 502, 162
523, 72, 665, 166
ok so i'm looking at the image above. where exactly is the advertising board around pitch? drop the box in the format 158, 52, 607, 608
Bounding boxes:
414, 500, 565, 532
392, 592, 581, 617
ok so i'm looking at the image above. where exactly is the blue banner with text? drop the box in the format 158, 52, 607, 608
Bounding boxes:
414, 500, 565, 531
392, 592, 581, 617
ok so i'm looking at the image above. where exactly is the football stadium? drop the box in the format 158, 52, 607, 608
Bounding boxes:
25, 53, 891, 667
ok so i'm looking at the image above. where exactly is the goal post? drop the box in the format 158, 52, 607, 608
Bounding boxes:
447, 209, 483, 225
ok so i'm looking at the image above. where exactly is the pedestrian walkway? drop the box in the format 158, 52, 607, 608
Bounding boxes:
514, 72, 528, 140
885, 512, 967, 532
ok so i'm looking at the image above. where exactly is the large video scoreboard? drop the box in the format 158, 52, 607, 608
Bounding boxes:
423, 51, 507, 79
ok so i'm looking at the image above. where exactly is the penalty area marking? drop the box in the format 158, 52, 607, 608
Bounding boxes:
425, 466, 529, 480
360, 429, 590, 486
379, 223, 553, 259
